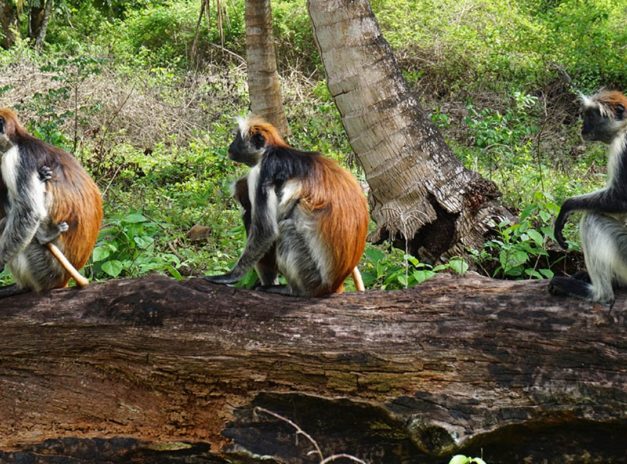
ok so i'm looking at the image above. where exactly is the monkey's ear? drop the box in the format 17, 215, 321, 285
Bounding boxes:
251, 132, 265, 150
616, 104, 625, 119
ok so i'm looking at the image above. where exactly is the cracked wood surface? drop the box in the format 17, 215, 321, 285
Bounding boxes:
0, 274, 625, 463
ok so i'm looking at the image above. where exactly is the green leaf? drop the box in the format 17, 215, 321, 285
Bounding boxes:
404, 254, 420, 267
539, 268, 554, 279
449, 456, 470, 464
499, 249, 528, 271
449, 258, 469, 275
365, 247, 385, 262
101, 260, 124, 277
123, 213, 148, 224
525, 269, 543, 279
413, 270, 436, 284
362, 270, 378, 288
527, 229, 544, 246
92, 246, 110, 262
134, 235, 155, 249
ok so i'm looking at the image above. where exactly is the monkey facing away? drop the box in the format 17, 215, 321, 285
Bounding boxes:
206, 116, 369, 296
549, 90, 627, 305
0, 108, 103, 297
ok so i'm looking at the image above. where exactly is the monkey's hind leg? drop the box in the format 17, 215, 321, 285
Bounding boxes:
254, 244, 279, 287
550, 213, 625, 306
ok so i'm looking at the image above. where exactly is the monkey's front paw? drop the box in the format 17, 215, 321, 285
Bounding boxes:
204, 273, 240, 285
38, 165, 53, 182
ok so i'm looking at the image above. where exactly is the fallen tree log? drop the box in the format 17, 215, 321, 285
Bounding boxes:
0, 274, 624, 464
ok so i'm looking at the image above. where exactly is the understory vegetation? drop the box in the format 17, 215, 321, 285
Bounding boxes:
0, 0, 625, 289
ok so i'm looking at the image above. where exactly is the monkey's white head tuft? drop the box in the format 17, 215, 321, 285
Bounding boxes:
580, 90, 626, 119
236, 115, 251, 136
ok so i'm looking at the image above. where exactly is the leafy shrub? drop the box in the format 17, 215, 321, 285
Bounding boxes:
373, 0, 625, 93
101, 0, 245, 68
524, 0, 627, 90
92, 212, 182, 280
361, 244, 469, 290
471, 192, 574, 279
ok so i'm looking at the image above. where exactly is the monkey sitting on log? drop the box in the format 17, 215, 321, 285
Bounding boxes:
549, 90, 627, 305
0, 108, 102, 297
206, 116, 369, 296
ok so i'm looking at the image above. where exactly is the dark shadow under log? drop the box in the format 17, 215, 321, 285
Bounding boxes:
0, 274, 625, 463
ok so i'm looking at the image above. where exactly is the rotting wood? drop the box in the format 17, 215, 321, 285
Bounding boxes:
0, 273, 625, 463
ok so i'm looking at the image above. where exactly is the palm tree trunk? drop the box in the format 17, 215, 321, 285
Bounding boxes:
245, 0, 289, 137
0, 0, 19, 49
33, 0, 54, 48
308, 0, 512, 262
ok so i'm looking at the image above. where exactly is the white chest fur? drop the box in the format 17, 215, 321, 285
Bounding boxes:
1, 146, 47, 218
1, 145, 20, 194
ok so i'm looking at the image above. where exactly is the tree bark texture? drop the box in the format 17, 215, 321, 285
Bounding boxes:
307, 0, 513, 263
0, 274, 625, 463
245, 0, 289, 137
0, 0, 19, 49
33, 0, 53, 48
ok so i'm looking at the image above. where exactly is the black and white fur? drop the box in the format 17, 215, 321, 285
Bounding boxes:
549, 90, 627, 305
0, 131, 67, 295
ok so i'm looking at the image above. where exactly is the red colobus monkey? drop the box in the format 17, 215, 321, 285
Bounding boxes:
549, 90, 627, 305
206, 116, 369, 296
0, 108, 103, 297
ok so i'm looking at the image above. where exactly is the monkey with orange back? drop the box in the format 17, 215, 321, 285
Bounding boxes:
0, 108, 102, 297
206, 116, 369, 296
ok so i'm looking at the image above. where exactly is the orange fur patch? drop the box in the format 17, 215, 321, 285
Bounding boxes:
47, 151, 102, 287
596, 90, 627, 106
593, 90, 627, 115
301, 156, 369, 295
245, 116, 288, 148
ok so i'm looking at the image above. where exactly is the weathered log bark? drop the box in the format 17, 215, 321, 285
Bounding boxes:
0, 274, 625, 464
307, 0, 513, 263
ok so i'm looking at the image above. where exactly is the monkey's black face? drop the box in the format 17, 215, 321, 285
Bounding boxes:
228, 130, 265, 167
581, 107, 617, 144
0, 117, 10, 152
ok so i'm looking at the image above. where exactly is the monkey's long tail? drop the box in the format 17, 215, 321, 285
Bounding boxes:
46, 243, 90, 288
351, 267, 365, 292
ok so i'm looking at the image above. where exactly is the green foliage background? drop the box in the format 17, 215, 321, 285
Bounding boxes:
0, 0, 625, 288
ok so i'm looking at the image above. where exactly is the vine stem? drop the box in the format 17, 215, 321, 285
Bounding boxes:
253, 407, 367, 464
